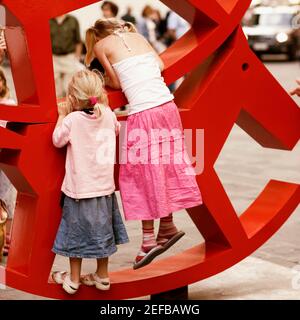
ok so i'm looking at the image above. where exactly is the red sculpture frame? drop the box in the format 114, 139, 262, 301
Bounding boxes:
0, 0, 299, 300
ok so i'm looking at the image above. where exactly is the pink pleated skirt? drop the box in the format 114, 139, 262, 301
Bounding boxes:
119, 101, 202, 221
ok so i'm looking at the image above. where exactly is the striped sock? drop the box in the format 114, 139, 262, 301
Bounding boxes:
141, 227, 157, 253
157, 214, 178, 245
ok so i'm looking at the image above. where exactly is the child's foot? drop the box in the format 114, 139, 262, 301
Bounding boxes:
157, 230, 185, 252
52, 271, 80, 295
133, 225, 165, 270
133, 245, 164, 270
81, 273, 111, 291
157, 215, 185, 252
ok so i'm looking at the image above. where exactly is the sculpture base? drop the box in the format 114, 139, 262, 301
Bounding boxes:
150, 286, 188, 300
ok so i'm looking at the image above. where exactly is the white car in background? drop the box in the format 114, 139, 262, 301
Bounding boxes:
243, 6, 300, 60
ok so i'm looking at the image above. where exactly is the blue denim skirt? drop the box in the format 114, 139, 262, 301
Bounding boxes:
52, 193, 129, 259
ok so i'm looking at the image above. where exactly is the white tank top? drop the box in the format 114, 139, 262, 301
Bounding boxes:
112, 32, 174, 115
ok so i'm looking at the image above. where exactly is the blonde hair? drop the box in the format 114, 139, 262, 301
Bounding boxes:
67, 69, 108, 118
85, 19, 137, 66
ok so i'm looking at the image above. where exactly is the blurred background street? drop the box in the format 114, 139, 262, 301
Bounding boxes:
0, 0, 299, 300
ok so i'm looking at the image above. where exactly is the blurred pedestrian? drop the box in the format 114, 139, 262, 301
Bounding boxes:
153, 9, 167, 42
162, 11, 174, 47
138, 6, 155, 41
137, 6, 163, 53
122, 6, 136, 25
152, 9, 167, 53
50, 14, 83, 98
101, 1, 119, 19
166, 12, 191, 92
167, 11, 190, 42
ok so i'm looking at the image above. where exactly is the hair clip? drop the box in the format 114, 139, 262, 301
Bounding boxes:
89, 96, 98, 106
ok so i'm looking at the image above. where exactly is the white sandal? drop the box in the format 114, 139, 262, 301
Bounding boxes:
81, 273, 111, 291
52, 271, 80, 295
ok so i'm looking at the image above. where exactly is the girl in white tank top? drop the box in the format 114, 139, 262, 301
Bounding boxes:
86, 21, 173, 115
85, 20, 202, 270
111, 30, 174, 115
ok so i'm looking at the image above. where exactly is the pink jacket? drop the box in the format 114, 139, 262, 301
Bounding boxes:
53, 108, 120, 199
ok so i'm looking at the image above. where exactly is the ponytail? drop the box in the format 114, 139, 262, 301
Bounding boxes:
85, 28, 98, 67
88, 94, 107, 118
93, 102, 106, 118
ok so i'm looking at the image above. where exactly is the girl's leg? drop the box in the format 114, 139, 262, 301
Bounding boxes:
157, 213, 180, 245
94, 258, 110, 290
69, 257, 82, 283
134, 220, 162, 267
52, 259, 82, 294
134, 220, 173, 269
96, 257, 109, 279
80, 258, 109, 289
140, 220, 157, 253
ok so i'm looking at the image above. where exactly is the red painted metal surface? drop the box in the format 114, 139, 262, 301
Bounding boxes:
0, 0, 299, 299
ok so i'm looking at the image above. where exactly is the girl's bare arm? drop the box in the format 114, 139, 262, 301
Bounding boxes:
93, 42, 121, 90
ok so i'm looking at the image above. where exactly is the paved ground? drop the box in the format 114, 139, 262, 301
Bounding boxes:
0, 55, 299, 300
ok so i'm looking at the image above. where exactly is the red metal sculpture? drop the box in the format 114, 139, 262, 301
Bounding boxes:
0, 0, 299, 299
